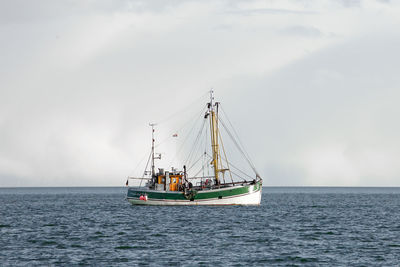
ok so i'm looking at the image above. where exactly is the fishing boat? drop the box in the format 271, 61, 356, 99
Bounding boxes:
126, 91, 262, 205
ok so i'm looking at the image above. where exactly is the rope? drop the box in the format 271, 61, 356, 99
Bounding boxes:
155, 105, 207, 149
129, 150, 149, 177
187, 154, 204, 173
222, 158, 254, 180
156, 91, 209, 126
168, 105, 207, 168
184, 117, 206, 168
218, 129, 234, 185
139, 150, 153, 187
218, 113, 259, 177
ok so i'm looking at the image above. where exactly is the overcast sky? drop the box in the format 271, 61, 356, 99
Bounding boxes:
1, 0, 400, 186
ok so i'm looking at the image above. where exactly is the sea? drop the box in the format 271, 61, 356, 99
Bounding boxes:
1, 187, 399, 266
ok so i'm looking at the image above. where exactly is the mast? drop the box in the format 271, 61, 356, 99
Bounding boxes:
208, 90, 220, 183
150, 123, 156, 177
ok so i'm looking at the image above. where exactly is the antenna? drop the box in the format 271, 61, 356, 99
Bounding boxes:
149, 123, 157, 177
209, 89, 214, 109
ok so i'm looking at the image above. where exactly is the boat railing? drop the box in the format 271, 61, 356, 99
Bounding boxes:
186, 176, 214, 180
127, 175, 258, 189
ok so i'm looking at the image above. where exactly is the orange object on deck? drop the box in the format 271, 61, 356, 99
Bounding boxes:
169, 175, 182, 191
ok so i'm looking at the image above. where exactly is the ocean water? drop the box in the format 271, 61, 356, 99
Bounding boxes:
1, 187, 400, 266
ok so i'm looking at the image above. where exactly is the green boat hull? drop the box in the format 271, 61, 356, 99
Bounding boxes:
127, 180, 262, 206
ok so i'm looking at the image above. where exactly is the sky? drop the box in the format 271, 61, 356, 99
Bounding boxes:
1, 0, 400, 187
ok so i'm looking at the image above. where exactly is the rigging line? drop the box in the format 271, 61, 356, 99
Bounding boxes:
216, 128, 225, 184
219, 104, 250, 157
229, 170, 248, 182
168, 105, 207, 168
204, 152, 223, 179
201, 152, 215, 178
225, 159, 254, 180
219, 109, 256, 172
156, 105, 208, 149
193, 123, 207, 170
220, 105, 260, 176
187, 154, 204, 173
156, 91, 209, 126
202, 120, 209, 178
129, 149, 149, 177
186, 128, 205, 171
204, 152, 213, 159
206, 120, 210, 177
188, 121, 207, 170
218, 151, 253, 180
218, 116, 258, 176
192, 165, 206, 178
184, 120, 202, 167
184, 117, 206, 167
218, 117, 251, 168
188, 142, 204, 175
218, 147, 255, 181
218, 129, 234, 185
139, 149, 153, 187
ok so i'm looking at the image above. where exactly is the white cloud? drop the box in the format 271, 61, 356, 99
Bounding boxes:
1, 0, 400, 186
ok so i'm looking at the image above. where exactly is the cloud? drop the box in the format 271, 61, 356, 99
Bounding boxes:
1, 0, 400, 186
279, 26, 323, 38
225, 8, 317, 16
225, 33, 400, 186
